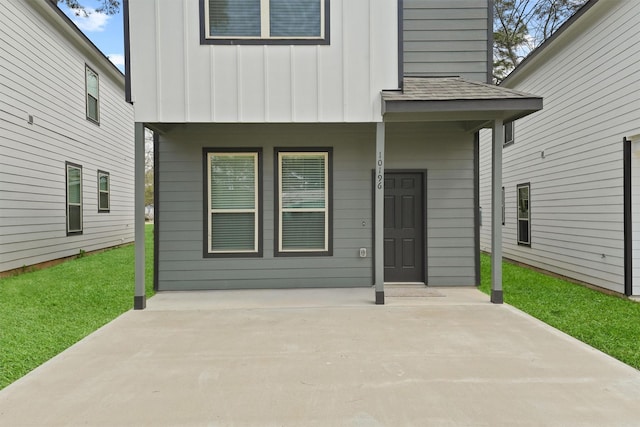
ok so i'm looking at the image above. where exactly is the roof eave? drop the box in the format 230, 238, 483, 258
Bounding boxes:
382, 97, 543, 124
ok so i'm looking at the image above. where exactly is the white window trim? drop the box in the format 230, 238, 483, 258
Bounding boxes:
85, 65, 100, 123
504, 121, 514, 146
66, 163, 83, 234
278, 151, 329, 253
207, 152, 259, 254
204, 0, 325, 40
517, 183, 530, 246
98, 170, 110, 212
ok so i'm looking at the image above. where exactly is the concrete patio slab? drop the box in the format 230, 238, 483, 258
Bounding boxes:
1, 287, 639, 426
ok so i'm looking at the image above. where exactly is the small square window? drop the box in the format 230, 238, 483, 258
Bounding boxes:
86, 65, 99, 123
98, 170, 110, 212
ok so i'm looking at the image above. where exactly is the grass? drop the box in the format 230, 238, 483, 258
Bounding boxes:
479, 253, 640, 370
0, 224, 154, 390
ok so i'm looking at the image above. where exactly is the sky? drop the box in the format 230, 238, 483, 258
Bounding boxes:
58, 1, 125, 72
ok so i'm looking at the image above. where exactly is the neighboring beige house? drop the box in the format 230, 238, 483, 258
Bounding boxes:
480, 0, 640, 296
126, 0, 541, 307
0, 0, 134, 274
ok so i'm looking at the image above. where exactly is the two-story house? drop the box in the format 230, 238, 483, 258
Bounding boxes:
479, 0, 640, 297
0, 0, 135, 275
126, 0, 542, 308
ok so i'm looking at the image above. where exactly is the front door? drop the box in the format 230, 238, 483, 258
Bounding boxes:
383, 172, 425, 283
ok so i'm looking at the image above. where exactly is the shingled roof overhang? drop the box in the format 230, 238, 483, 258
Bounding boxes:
382, 77, 543, 130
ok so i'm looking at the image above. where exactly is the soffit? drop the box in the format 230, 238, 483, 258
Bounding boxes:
382, 77, 543, 129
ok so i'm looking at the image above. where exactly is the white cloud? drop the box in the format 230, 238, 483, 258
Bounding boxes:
107, 54, 125, 67
70, 7, 109, 32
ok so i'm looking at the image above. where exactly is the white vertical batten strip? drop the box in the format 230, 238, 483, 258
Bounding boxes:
290, 45, 295, 122
210, 47, 215, 121
316, 45, 322, 122
341, 0, 347, 121
263, 45, 269, 121
236, 45, 241, 121
183, 0, 189, 120
154, 0, 161, 121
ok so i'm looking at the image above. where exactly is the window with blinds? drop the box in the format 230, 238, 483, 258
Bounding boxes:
66, 163, 83, 235
204, 0, 326, 42
85, 65, 99, 123
98, 170, 110, 212
207, 151, 260, 255
277, 150, 331, 254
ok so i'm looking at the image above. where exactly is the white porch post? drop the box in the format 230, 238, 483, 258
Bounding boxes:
134, 122, 146, 310
491, 119, 504, 304
375, 122, 385, 304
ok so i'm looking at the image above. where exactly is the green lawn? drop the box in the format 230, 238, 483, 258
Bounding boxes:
479, 253, 640, 370
0, 224, 154, 390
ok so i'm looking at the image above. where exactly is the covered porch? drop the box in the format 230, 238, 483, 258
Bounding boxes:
372, 77, 542, 304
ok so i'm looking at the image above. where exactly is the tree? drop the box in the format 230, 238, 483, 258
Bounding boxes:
144, 129, 154, 208
493, 0, 586, 83
57, 0, 120, 16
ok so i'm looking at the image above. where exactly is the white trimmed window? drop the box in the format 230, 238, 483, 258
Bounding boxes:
277, 150, 331, 255
86, 65, 99, 123
203, 0, 327, 42
98, 170, 110, 212
504, 121, 514, 146
207, 151, 261, 255
66, 162, 83, 235
517, 183, 530, 246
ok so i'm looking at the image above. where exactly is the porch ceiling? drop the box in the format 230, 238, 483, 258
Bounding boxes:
382, 77, 543, 130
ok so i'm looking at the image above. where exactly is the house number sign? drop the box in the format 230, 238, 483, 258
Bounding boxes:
377, 152, 383, 189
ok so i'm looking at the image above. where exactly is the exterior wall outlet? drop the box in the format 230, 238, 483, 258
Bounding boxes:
359, 248, 367, 258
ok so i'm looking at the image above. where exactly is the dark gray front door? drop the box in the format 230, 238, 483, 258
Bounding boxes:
383, 172, 424, 282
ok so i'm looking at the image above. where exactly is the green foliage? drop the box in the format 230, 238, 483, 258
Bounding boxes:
57, 0, 120, 16
480, 254, 640, 370
493, 0, 587, 83
0, 224, 154, 390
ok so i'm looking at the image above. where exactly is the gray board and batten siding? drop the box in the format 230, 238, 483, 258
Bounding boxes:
0, 0, 134, 273
155, 122, 477, 291
403, 0, 491, 83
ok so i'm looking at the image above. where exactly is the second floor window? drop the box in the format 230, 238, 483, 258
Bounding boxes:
86, 65, 99, 123
203, 0, 328, 44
